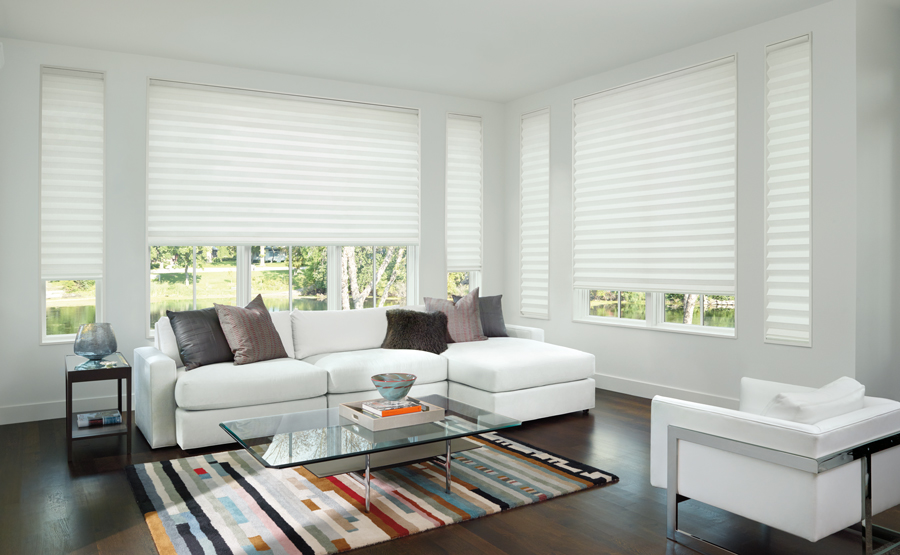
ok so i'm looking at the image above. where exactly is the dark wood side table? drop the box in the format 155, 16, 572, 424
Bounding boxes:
65, 352, 132, 462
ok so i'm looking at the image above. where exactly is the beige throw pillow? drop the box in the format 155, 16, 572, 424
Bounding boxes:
425, 288, 487, 343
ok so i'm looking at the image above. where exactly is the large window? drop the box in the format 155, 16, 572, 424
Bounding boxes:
572, 57, 737, 337
765, 35, 812, 347
40, 67, 105, 342
145, 80, 420, 335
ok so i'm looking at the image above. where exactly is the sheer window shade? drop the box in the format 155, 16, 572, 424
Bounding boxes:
147, 81, 420, 246
520, 109, 550, 318
572, 57, 737, 294
764, 36, 812, 346
445, 114, 483, 272
40, 68, 105, 280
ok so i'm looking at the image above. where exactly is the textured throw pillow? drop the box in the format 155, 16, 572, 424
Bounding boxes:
763, 377, 865, 424
382, 309, 449, 354
166, 307, 234, 370
452, 293, 508, 337
214, 295, 289, 365
425, 288, 487, 343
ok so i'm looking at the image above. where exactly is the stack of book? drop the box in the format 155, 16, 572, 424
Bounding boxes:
76, 409, 122, 428
361, 399, 425, 418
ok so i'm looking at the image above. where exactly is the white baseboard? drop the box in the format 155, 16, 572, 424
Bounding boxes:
0, 394, 135, 426
594, 372, 739, 409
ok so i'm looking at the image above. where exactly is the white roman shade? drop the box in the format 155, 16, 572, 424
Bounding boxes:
764, 36, 812, 346
520, 109, 551, 318
40, 68, 105, 280
572, 57, 737, 294
445, 114, 483, 272
147, 81, 420, 246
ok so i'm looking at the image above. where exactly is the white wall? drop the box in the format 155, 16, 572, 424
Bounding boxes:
502, 0, 859, 407
0, 37, 506, 424
855, 0, 900, 400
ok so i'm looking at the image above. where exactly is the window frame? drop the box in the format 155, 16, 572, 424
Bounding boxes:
573, 290, 736, 339
39, 66, 107, 345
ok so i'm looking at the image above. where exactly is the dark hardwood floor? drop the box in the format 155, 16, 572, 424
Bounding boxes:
2, 389, 899, 555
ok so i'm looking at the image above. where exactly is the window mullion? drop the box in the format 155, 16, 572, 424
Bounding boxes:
192, 246, 197, 310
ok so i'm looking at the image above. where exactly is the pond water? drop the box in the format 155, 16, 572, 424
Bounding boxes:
590, 303, 735, 328
148, 297, 328, 329
46, 305, 97, 336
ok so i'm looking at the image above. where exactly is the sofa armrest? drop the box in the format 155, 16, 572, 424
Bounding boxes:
505, 325, 544, 342
134, 346, 178, 448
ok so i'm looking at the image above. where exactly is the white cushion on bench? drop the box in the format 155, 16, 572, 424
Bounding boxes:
305, 348, 448, 394
175, 357, 326, 410
292, 307, 389, 359
444, 338, 594, 393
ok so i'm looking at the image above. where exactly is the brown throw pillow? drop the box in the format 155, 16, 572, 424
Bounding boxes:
425, 287, 487, 343
382, 309, 449, 354
214, 295, 288, 365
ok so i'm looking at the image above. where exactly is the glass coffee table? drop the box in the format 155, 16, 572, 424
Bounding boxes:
220, 395, 520, 512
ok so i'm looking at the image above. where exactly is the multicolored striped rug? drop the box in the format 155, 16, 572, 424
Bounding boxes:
127, 432, 618, 554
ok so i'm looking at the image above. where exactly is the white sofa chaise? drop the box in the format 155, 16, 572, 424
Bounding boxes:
135, 305, 596, 450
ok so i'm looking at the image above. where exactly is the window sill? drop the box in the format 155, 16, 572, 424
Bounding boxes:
41, 335, 76, 346
573, 316, 735, 339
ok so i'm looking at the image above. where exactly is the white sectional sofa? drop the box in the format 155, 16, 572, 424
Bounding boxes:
134, 305, 596, 450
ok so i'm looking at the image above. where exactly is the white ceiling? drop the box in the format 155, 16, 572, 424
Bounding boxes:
0, 0, 831, 102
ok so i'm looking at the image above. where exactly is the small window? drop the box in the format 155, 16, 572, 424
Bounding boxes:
448, 272, 470, 300
251, 246, 290, 311
149, 246, 237, 329
664, 294, 735, 328
291, 246, 328, 311
45, 280, 97, 336
589, 290, 645, 320
341, 246, 408, 310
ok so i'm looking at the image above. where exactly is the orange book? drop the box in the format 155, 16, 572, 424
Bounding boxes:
379, 405, 423, 417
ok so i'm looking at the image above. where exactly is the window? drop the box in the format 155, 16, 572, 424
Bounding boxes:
145, 80, 420, 334
447, 271, 481, 300
572, 57, 737, 337
149, 246, 237, 329
576, 291, 735, 336
663, 294, 735, 328
40, 67, 105, 342
339, 246, 408, 310
446, 114, 483, 277
520, 109, 550, 319
765, 35, 812, 347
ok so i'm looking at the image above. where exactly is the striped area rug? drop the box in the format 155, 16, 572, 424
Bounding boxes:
127, 432, 618, 554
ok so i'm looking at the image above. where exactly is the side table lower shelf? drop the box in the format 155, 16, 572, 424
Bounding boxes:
71, 411, 129, 440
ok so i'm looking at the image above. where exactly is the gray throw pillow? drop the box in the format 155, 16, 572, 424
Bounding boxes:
452, 293, 508, 337
166, 307, 234, 370
215, 295, 289, 365
382, 309, 449, 354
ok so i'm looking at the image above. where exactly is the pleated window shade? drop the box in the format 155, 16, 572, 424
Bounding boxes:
572, 57, 737, 294
764, 36, 812, 346
147, 81, 420, 246
40, 68, 105, 280
520, 109, 551, 318
445, 114, 483, 272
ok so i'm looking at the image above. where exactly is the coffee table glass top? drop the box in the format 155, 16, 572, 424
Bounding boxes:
220, 395, 521, 469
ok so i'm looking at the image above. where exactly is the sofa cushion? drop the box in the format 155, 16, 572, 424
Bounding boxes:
167, 307, 234, 370
452, 294, 508, 337
292, 307, 389, 359
425, 288, 487, 343
763, 377, 865, 424
154, 317, 184, 368
304, 348, 448, 394
269, 310, 294, 358
215, 295, 288, 365
175, 358, 326, 410
443, 337, 595, 393
382, 309, 448, 354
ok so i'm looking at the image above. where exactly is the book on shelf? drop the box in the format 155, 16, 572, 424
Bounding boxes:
76, 409, 122, 428
361, 399, 423, 418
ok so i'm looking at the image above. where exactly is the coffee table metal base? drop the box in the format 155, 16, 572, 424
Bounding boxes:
319, 438, 473, 513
